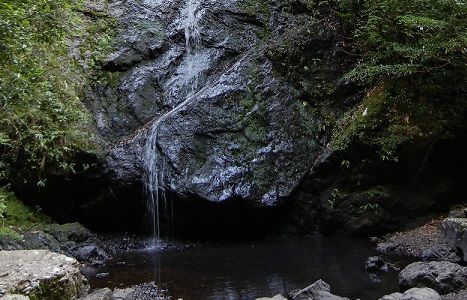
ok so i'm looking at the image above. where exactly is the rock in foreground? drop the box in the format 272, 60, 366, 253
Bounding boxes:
256, 295, 287, 300
399, 261, 467, 294
79, 282, 168, 300
441, 218, 467, 262
0, 250, 88, 299
379, 287, 441, 300
288, 279, 349, 300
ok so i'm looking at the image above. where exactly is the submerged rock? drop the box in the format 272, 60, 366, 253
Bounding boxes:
379, 287, 441, 300
399, 261, 467, 294
0, 250, 88, 299
73, 244, 108, 266
365, 256, 390, 272
288, 279, 349, 300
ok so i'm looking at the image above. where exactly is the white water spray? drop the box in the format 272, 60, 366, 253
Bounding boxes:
144, 0, 204, 246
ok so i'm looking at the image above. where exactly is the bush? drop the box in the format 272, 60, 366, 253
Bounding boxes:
0, 0, 103, 186
332, 0, 467, 160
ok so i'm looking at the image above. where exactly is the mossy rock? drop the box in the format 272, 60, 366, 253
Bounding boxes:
41, 223, 93, 244
0, 227, 23, 250
1, 192, 50, 226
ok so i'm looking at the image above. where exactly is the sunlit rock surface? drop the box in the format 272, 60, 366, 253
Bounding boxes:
0, 250, 88, 299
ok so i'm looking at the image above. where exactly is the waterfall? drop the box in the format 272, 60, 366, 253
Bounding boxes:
143, 0, 204, 246
182, 0, 204, 93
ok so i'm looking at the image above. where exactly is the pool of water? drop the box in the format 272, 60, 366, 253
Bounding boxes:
87, 236, 406, 299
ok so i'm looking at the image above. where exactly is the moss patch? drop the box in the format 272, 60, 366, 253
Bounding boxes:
0, 226, 22, 242
238, 0, 270, 19
0, 189, 50, 227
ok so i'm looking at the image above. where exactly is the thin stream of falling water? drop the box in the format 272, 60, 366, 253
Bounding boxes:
143, 0, 204, 248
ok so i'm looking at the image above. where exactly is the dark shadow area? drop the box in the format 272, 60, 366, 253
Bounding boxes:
14, 155, 147, 233
165, 192, 282, 241
280, 130, 467, 237
15, 159, 283, 242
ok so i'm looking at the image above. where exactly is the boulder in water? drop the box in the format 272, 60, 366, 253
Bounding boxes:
399, 261, 467, 294
288, 279, 349, 300
365, 256, 390, 272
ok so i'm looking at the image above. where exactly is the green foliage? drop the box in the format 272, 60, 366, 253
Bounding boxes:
79, 9, 117, 73
331, 0, 467, 160
0, 226, 22, 242
0, 0, 112, 185
346, 0, 466, 82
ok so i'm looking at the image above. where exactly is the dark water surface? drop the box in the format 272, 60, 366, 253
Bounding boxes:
88, 236, 405, 300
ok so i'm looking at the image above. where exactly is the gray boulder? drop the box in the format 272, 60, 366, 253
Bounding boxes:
256, 294, 287, 300
399, 261, 467, 294
288, 279, 349, 300
0, 295, 30, 300
379, 288, 441, 300
447, 209, 467, 218
256, 295, 287, 300
112, 288, 135, 300
0, 250, 88, 299
366, 256, 390, 272
441, 218, 467, 262
79, 288, 113, 300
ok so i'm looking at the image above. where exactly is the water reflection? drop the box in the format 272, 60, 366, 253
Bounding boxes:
89, 236, 403, 300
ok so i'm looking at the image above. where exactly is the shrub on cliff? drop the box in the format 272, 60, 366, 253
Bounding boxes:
332, 0, 466, 161
0, 0, 113, 187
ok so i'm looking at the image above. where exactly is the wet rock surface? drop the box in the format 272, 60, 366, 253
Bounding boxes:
399, 261, 467, 295
0, 250, 88, 299
366, 256, 392, 272
88, 0, 355, 207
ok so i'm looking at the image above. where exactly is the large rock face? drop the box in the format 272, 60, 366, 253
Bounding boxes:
88, 0, 351, 206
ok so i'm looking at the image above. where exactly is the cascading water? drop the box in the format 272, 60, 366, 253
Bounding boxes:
143, 0, 204, 247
